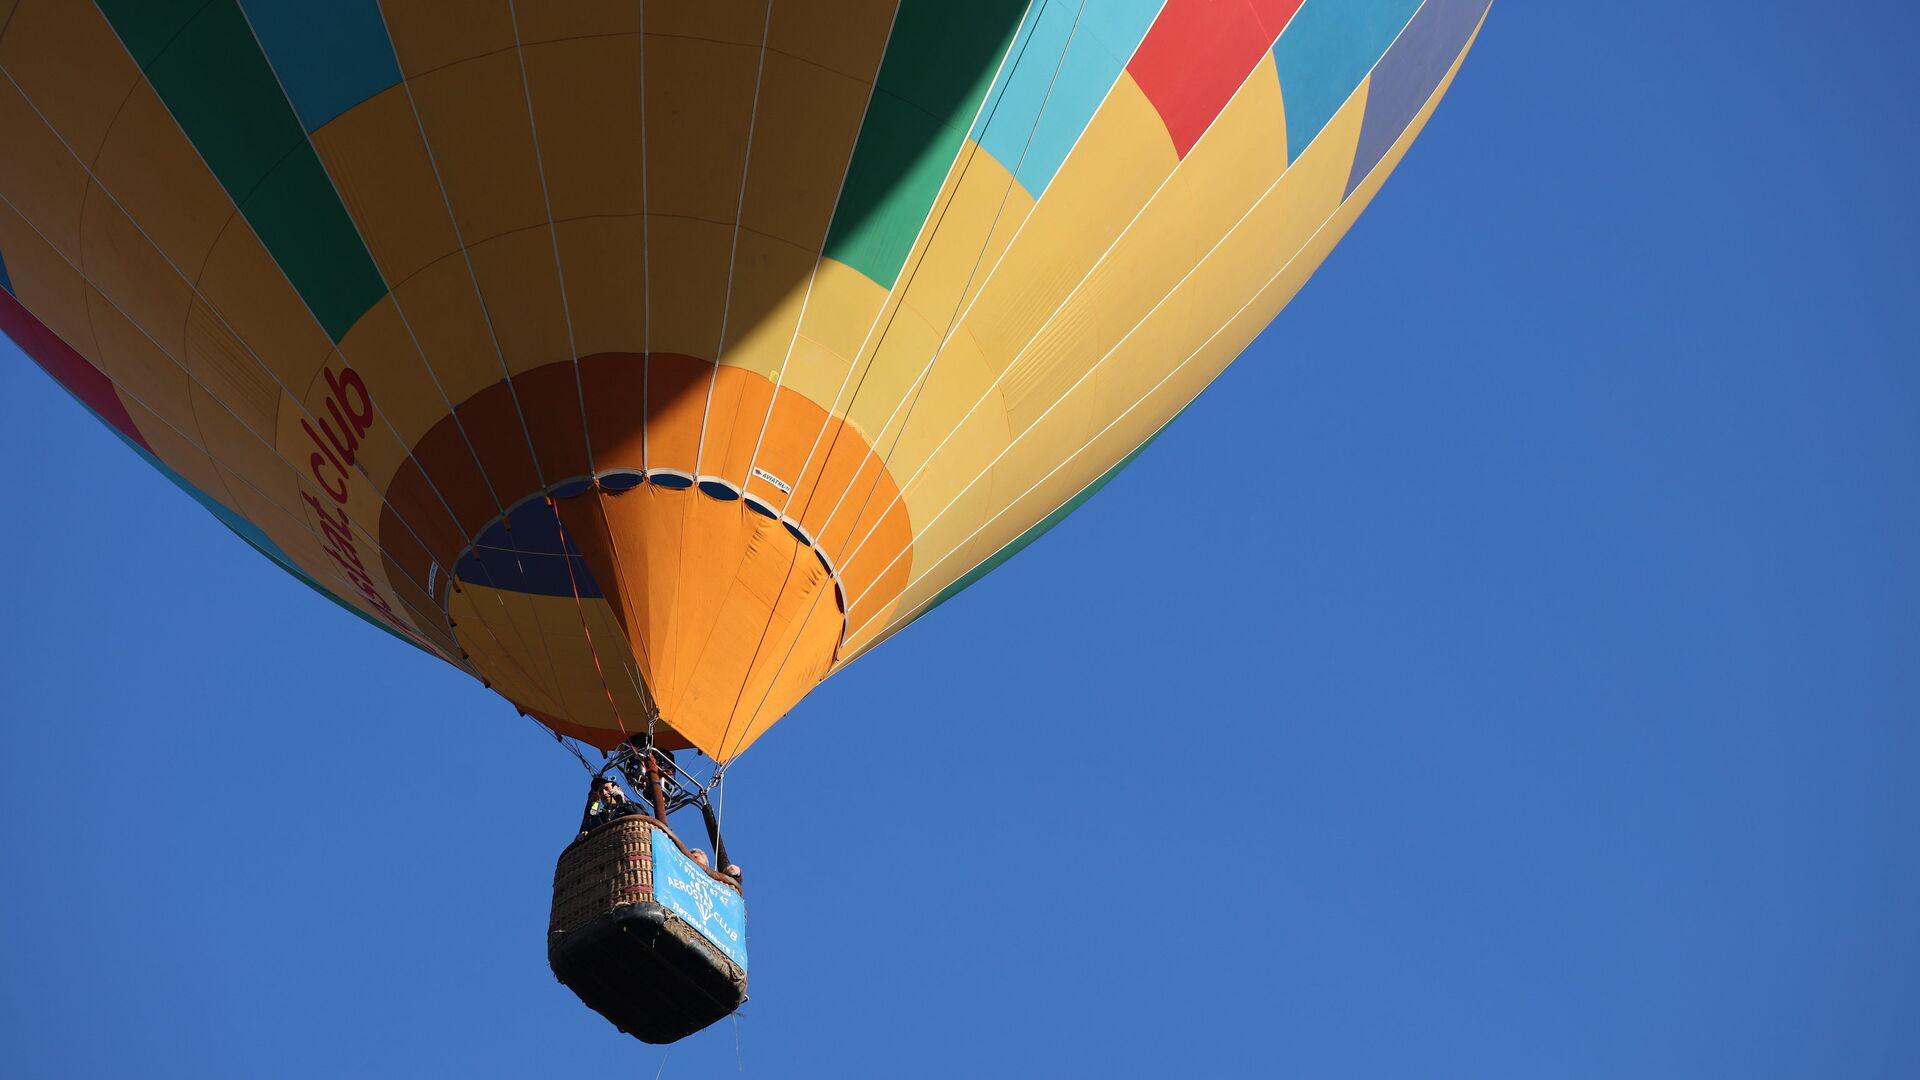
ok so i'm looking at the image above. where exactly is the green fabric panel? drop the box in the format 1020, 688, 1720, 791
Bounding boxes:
923, 424, 1169, 616
99, 0, 387, 342
240, 147, 389, 340
823, 0, 1028, 287
94, 0, 208, 69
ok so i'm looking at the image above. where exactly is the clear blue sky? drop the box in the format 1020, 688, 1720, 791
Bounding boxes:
4, 4, 1917, 1077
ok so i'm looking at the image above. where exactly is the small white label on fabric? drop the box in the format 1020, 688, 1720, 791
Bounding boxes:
750, 466, 792, 495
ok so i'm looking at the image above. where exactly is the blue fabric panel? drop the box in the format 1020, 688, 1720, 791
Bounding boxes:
971, 0, 1165, 195
239, 0, 403, 132
456, 499, 603, 598
1273, 0, 1422, 162
1346, 0, 1489, 193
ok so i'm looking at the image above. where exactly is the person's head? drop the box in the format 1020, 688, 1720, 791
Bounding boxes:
595, 777, 621, 802
690, 849, 710, 868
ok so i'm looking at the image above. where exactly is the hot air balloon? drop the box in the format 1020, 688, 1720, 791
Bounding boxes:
0, 0, 1489, 1043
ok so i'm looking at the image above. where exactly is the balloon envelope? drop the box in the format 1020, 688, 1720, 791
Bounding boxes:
0, 0, 1488, 758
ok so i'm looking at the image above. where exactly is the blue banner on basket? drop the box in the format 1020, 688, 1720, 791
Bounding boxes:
649, 828, 748, 970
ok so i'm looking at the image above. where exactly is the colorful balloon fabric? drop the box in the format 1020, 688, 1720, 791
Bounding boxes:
0, 0, 1489, 759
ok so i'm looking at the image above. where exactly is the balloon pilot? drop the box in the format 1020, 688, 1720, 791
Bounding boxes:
576, 737, 743, 885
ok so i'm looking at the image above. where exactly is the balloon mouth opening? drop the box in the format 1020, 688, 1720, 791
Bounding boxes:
438, 472, 852, 622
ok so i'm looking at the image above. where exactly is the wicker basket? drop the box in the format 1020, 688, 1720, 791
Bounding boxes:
547, 815, 748, 1044
550, 816, 657, 936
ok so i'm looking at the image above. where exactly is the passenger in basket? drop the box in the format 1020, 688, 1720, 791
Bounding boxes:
579, 776, 642, 835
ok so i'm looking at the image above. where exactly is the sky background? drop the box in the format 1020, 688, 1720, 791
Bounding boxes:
4, 3, 1918, 1077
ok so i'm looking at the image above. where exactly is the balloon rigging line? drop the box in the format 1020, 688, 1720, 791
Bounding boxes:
551, 497, 640, 754
707, 0, 1050, 756
815, 5, 1304, 584
833, 3, 1443, 624
842, 36, 1469, 656
688, 0, 777, 488
636, 0, 654, 475
587, 487, 660, 698
372, 2, 657, 709
711, 0, 1065, 758
781, 0, 1172, 555
0, 63, 509, 669
8, 38, 584, 729
804, 0, 1091, 606
668, 1, 782, 711
509, 0, 598, 478
757, 0, 1041, 527
228, 2, 520, 541
239, 0, 577, 707
736, 0, 905, 499
0, 148, 564, 719
370, 1, 553, 498
728, 0, 1408, 713
695, 0, 916, 758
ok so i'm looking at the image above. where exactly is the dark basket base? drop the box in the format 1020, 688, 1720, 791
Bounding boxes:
549, 901, 747, 1044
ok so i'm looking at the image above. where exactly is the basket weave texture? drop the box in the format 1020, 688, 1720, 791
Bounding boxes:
550, 816, 656, 936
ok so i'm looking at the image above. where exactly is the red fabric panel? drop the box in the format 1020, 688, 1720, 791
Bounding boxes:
1127, 0, 1305, 157
0, 287, 151, 452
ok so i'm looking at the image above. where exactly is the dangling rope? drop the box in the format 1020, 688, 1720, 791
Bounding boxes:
550, 494, 637, 751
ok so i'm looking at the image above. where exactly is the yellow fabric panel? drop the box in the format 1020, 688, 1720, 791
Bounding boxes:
643, 0, 771, 48
79, 195, 193, 361
854, 26, 1491, 656
448, 584, 567, 716
1, 164, 445, 650
837, 299, 939, 452
521, 35, 645, 222
91, 82, 233, 278
893, 145, 1034, 337
641, 31, 761, 227
553, 217, 648, 361
85, 286, 197, 438
0, 1, 138, 164
843, 322, 1004, 557
1001, 54, 1290, 433
0, 199, 93, 362
711, 232, 817, 379
464, 226, 572, 378
180, 296, 276, 440
818, 142, 1027, 469
736, 49, 875, 254
523, 590, 653, 730
310, 85, 462, 285
379, 0, 516, 78
641, 215, 733, 361
776, 258, 887, 409
195, 382, 299, 519
119, 394, 229, 508
0, 75, 89, 264
384, 254, 513, 407
285, 363, 416, 497
515, 0, 637, 42
872, 65, 1286, 551
873, 91, 1370, 629
405, 50, 548, 244
326, 298, 455, 457
767, 0, 894, 82
959, 73, 1176, 380
194, 222, 337, 394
